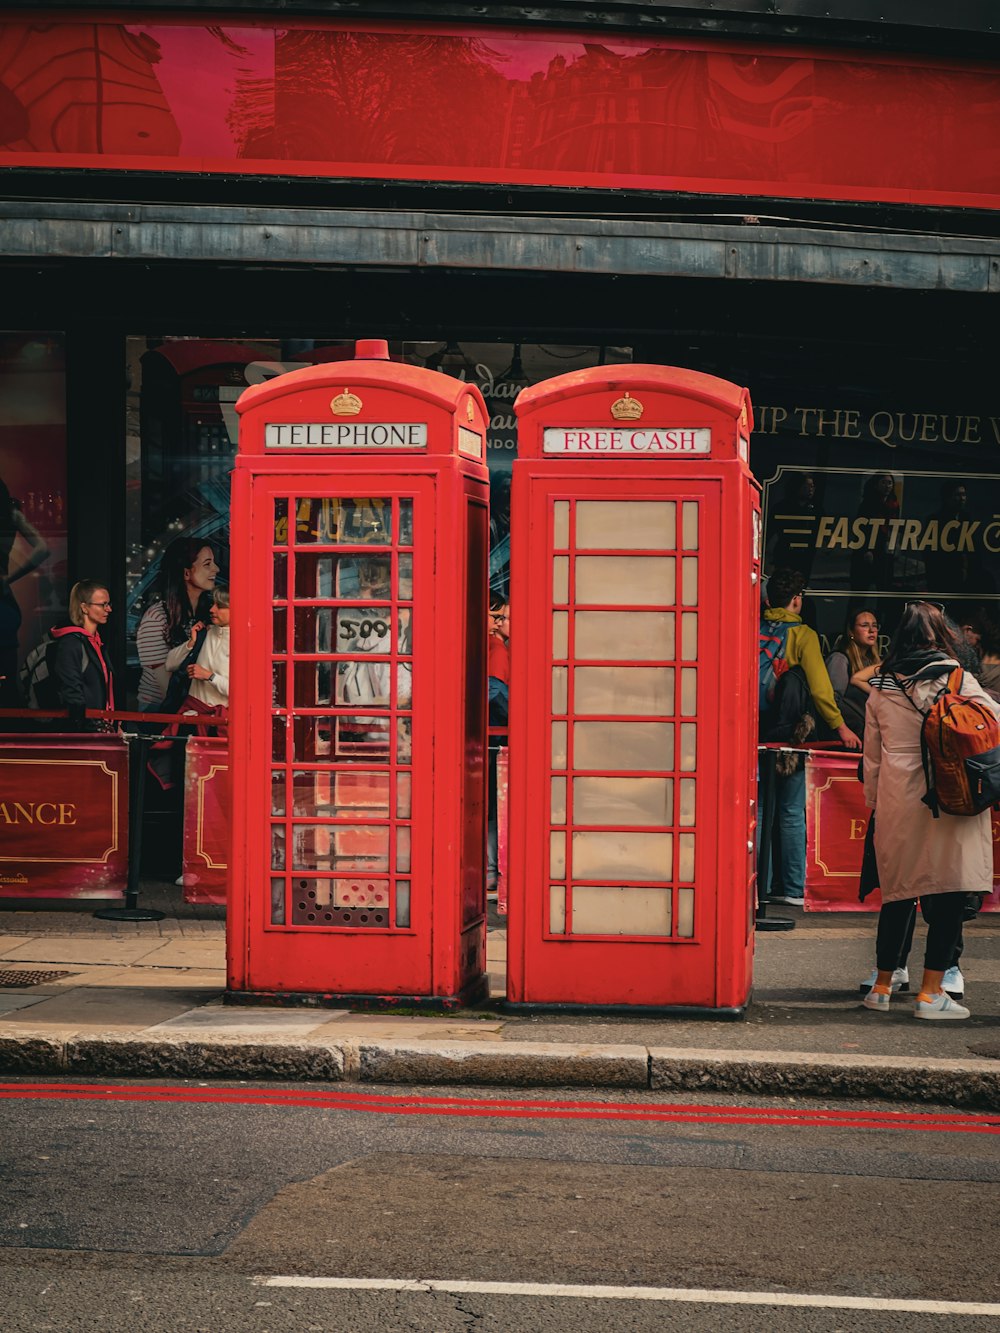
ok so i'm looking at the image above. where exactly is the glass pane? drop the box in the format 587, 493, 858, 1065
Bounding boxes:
570, 885, 672, 936
292, 770, 391, 818
573, 776, 672, 827
272, 662, 287, 707
574, 611, 674, 661
552, 666, 568, 715
397, 825, 411, 873
270, 877, 286, 924
575, 556, 675, 606
552, 555, 569, 604
574, 667, 674, 717
294, 606, 334, 654
274, 498, 289, 545
681, 668, 697, 716
553, 500, 569, 548
396, 880, 411, 928
336, 607, 391, 654
295, 498, 392, 545
680, 723, 697, 771
335, 660, 390, 709
397, 716, 412, 763
271, 824, 285, 871
273, 552, 287, 600
396, 608, 412, 655
294, 660, 334, 708
681, 556, 698, 606
550, 831, 566, 880
272, 715, 286, 762
682, 501, 699, 550
574, 721, 673, 771
572, 830, 672, 881
293, 823, 390, 872
551, 776, 567, 824
552, 611, 568, 659
292, 715, 390, 763
677, 887, 695, 938
679, 778, 696, 826
396, 771, 412, 819
679, 833, 696, 882
273, 606, 287, 654
576, 500, 676, 550
552, 721, 567, 769
399, 499, 414, 546
398, 553, 413, 600
295, 552, 393, 601
270, 771, 286, 816
681, 612, 698, 660
549, 884, 566, 934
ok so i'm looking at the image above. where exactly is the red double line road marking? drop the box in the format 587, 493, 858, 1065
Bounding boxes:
2, 1081, 998, 1134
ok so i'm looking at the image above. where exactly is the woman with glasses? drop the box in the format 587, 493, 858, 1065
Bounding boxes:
861, 601, 998, 1019
825, 607, 881, 739
52, 580, 115, 728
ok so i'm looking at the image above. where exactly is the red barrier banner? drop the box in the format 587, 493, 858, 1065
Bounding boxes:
181, 736, 229, 906
0, 734, 127, 899
805, 753, 1000, 912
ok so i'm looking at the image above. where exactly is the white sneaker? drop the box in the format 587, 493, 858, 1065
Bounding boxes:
859, 966, 908, 995
942, 966, 965, 998
914, 991, 970, 1020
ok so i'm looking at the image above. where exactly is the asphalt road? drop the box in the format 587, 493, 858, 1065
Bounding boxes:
1, 1079, 998, 1331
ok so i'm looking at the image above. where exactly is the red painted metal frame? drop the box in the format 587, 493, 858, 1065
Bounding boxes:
507, 366, 760, 1011
1, 15, 998, 210
228, 352, 489, 1005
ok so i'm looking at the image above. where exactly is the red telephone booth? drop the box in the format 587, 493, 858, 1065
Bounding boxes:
507, 366, 760, 1015
228, 341, 490, 1006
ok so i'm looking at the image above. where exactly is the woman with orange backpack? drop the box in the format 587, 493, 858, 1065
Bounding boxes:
862, 602, 999, 1020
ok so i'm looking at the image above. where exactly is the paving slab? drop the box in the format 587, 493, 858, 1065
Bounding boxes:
0, 937, 171, 966
66, 967, 226, 990
148, 1005, 336, 1035
0, 985, 224, 1032
131, 939, 226, 968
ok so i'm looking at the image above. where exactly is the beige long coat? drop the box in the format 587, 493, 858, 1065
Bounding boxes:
863, 663, 999, 901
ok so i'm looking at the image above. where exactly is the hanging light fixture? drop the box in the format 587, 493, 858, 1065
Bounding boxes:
425, 340, 477, 380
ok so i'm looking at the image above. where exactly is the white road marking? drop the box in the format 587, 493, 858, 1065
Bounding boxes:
257, 1276, 1000, 1315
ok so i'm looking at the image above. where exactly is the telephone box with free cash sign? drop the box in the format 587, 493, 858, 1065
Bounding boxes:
228, 341, 490, 1006
507, 365, 760, 1014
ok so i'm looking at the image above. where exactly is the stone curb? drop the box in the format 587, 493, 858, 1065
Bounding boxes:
0, 1032, 998, 1107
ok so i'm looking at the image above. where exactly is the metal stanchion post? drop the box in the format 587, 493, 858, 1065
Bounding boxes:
94, 732, 165, 922
755, 747, 795, 933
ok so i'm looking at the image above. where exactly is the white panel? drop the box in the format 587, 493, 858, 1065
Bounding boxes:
552, 611, 568, 659
575, 611, 674, 661
549, 885, 567, 934
553, 555, 569, 604
682, 556, 698, 605
550, 831, 567, 879
553, 501, 570, 548
682, 501, 699, 549
552, 666, 568, 715
574, 666, 674, 716
680, 723, 697, 771
574, 721, 673, 771
681, 612, 698, 660
572, 830, 673, 881
681, 668, 697, 716
679, 778, 696, 826
552, 721, 568, 769
677, 887, 695, 938
679, 833, 696, 882
575, 556, 675, 606
576, 501, 676, 550
573, 776, 672, 827
551, 776, 567, 824
571, 885, 672, 936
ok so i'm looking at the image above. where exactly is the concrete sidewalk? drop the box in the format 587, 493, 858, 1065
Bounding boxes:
1, 881, 999, 1106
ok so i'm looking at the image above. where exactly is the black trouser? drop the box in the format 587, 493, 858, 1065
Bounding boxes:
876, 893, 966, 975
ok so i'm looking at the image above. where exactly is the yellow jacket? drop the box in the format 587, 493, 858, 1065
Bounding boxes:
763, 607, 844, 731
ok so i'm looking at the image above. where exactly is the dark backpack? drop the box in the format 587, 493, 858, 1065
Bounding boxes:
759, 617, 792, 714
907, 667, 1000, 817
19, 633, 88, 709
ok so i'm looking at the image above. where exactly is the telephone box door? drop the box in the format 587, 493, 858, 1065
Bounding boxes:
244, 476, 434, 994
511, 475, 724, 1007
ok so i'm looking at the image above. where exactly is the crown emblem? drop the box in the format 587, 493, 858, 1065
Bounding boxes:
466, 397, 475, 423
331, 388, 362, 416
611, 391, 643, 421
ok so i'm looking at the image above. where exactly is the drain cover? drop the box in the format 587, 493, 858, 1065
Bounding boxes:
0, 969, 75, 987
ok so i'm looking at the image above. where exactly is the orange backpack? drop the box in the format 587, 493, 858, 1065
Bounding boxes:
913, 668, 1000, 817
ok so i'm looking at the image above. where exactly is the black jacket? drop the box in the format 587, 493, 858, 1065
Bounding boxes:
53, 627, 114, 721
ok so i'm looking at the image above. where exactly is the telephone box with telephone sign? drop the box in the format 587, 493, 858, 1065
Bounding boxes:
507, 365, 760, 1015
228, 341, 490, 1006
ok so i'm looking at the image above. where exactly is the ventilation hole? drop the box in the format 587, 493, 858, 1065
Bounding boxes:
306, 912, 315, 921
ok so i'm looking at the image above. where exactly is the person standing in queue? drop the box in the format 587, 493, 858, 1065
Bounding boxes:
862, 601, 999, 1020
52, 580, 115, 729
486, 591, 510, 898
136, 538, 220, 710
